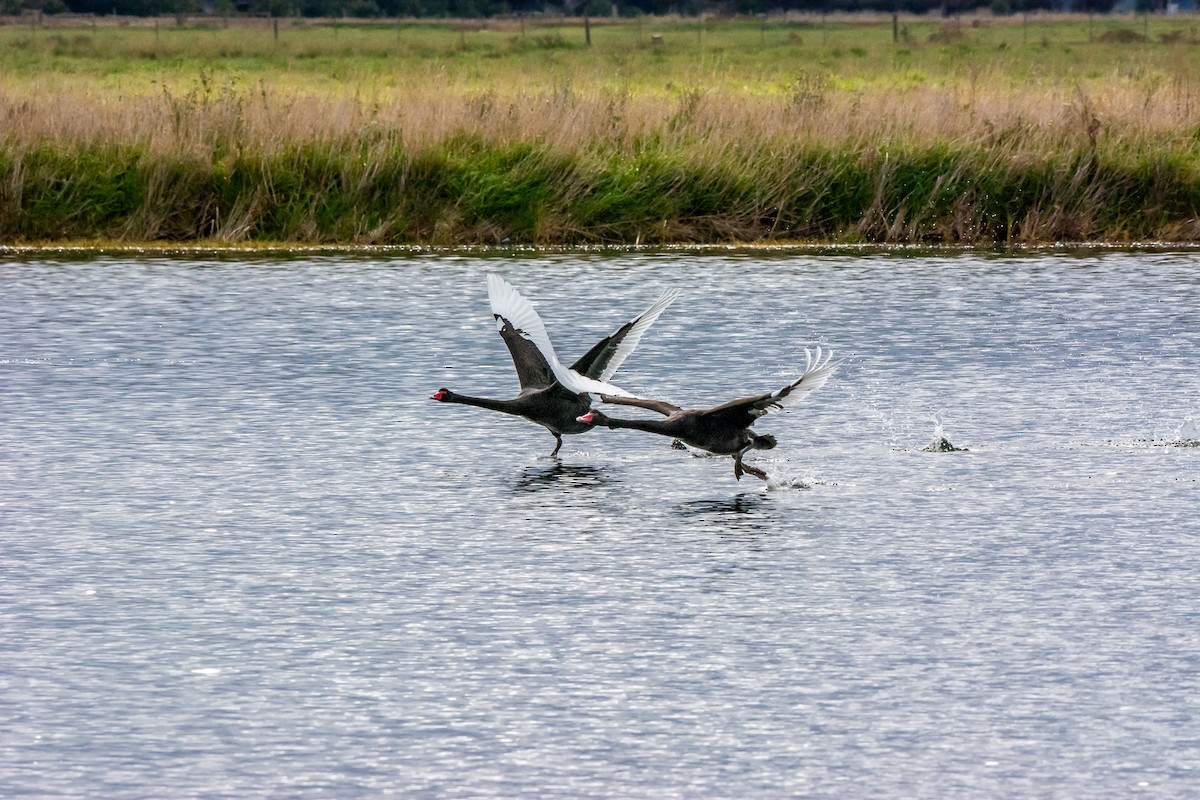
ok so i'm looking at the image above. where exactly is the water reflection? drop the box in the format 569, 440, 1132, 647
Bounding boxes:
512, 461, 616, 493
678, 493, 775, 533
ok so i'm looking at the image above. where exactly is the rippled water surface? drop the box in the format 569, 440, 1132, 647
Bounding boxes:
2, 251, 1198, 798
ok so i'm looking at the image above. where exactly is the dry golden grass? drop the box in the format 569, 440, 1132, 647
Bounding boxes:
3, 72, 1197, 158
4, 12, 1200, 158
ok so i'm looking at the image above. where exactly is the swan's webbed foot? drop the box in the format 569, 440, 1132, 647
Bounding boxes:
733, 453, 768, 482
550, 433, 563, 457
740, 462, 769, 481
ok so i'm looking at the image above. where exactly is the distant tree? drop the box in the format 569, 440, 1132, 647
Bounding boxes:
376, 0, 423, 13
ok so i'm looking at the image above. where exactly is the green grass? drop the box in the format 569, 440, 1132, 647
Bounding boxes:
4, 135, 1197, 244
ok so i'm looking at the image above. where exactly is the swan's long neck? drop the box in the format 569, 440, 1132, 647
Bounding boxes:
601, 415, 677, 438
443, 392, 520, 415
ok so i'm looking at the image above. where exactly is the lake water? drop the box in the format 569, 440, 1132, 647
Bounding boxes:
2, 250, 1198, 798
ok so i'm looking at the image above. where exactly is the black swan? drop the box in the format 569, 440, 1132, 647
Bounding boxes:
575, 347, 839, 480
431, 274, 678, 456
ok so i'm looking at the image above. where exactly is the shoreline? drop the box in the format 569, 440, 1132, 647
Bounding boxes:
5, 240, 1200, 256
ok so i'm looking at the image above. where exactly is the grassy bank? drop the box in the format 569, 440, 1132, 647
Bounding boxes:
2, 15, 1199, 244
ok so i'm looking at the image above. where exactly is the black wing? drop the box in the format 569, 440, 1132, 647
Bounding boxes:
496, 315, 557, 390
703, 348, 840, 429
571, 288, 679, 381
701, 392, 774, 430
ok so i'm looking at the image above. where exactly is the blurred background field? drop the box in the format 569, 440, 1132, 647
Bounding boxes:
3, 13, 1197, 93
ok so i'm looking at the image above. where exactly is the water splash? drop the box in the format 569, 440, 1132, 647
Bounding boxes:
765, 473, 814, 491
921, 412, 968, 452
921, 437, 969, 452
1170, 416, 1200, 448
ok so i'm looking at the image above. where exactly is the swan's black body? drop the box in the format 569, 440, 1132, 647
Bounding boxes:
579, 396, 778, 480
577, 348, 839, 481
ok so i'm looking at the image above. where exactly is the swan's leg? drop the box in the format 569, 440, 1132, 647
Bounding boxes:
551, 433, 563, 457
733, 447, 768, 481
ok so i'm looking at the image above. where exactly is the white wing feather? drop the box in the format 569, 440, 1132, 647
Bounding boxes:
486, 274, 634, 398
750, 346, 841, 417
596, 287, 680, 383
